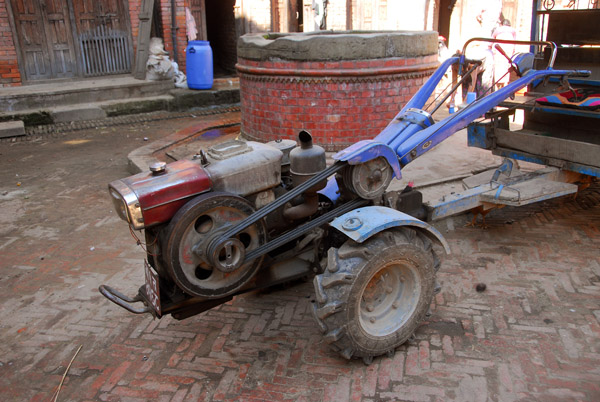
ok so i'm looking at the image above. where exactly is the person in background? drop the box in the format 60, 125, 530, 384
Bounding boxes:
476, 0, 503, 37
313, 0, 328, 30
468, 0, 502, 98
438, 36, 451, 62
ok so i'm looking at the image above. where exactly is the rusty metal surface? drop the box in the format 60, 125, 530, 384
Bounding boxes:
118, 159, 212, 228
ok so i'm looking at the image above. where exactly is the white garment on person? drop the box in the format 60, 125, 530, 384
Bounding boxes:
186, 7, 197, 41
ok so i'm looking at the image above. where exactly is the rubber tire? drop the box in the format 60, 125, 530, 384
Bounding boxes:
312, 227, 439, 361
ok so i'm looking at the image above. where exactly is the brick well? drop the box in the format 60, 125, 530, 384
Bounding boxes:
237, 31, 439, 151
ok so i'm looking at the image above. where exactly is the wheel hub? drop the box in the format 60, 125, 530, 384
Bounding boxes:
359, 262, 420, 337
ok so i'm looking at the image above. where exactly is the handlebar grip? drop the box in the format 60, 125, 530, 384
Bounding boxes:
569, 70, 591, 78
462, 58, 483, 65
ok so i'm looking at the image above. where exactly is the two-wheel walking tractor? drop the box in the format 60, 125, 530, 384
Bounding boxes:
100, 31, 599, 363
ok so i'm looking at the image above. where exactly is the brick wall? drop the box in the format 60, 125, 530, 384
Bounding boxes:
126, 0, 194, 72
0, 0, 22, 86
238, 54, 439, 150
131, 0, 244, 76
159, 0, 189, 72
221, 8, 238, 72
129, 0, 141, 54
0, 0, 190, 87
0, 0, 439, 87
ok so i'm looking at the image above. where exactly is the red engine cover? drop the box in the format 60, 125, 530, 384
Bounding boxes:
122, 159, 212, 227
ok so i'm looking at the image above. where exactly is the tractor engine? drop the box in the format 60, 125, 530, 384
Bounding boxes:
108, 132, 328, 305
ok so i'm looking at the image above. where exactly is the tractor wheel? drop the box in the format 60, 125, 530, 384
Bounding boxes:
312, 228, 439, 363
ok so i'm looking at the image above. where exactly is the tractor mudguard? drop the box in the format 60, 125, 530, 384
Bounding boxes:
330, 206, 451, 254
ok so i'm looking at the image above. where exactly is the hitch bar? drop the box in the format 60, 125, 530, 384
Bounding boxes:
99, 284, 152, 315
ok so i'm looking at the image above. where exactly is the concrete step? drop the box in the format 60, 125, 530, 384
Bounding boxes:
168, 84, 240, 111
0, 95, 176, 126
99, 95, 175, 117
0, 120, 25, 138
0, 76, 174, 113
50, 105, 107, 123
0, 77, 240, 136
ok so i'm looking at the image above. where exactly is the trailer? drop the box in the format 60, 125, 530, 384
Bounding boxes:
426, 5, 599, 223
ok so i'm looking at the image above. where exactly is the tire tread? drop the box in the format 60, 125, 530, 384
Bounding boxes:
312, 227, 440, 361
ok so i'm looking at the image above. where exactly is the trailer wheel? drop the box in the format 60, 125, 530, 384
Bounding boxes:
312, 228, 438, 362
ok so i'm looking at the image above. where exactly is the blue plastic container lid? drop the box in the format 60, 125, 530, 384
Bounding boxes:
187, 40, 210, 47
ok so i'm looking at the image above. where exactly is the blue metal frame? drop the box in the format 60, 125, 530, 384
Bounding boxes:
532, 77, 600, 89
427, 185, 495, 221
332, 58, 459, 175
393, 68, 589, 165
333, 141, 402, 179
333, 53, 589, 177
494, 148, 600, 178
468, 118, 600, 179
318, 177, 341, 205
330, 40, 593, 244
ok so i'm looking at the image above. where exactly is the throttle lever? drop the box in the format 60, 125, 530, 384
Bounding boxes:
494, 44, 514, 66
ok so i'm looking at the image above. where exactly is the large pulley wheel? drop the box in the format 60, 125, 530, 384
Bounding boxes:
343, 157, 393, 200
163, 192, 266, 298
312, 228, 439, 362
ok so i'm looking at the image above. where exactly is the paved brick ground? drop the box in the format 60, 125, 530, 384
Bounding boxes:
0, 114, 599, 401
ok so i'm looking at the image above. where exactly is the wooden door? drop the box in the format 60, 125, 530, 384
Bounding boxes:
72, 0, 133, 76
9, 0, 77, 81
190, 0, 208, 40
438, 0, 454, 41
287, 0, 299, 32
355, 0, 385, 30
72, 0, 130, 33
43, 0, 78, 78
501, 0, 518, 28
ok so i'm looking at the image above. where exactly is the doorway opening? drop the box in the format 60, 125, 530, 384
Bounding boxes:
205, 0, 238, 77
438, 0, 456, 44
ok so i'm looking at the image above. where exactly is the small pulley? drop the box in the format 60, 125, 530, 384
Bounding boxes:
343, 157, 394, 200
207, 236, 245, 273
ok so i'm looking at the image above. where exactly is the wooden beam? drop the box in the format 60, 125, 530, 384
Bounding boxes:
346, 0, 352, 30
133, 0, 155, 79
495, 128, 600, 168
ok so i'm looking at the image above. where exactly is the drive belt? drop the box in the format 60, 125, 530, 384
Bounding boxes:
244, 197, 368, 263
217, 161, 347, 244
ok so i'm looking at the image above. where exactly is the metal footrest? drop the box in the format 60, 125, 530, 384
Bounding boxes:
480, 178, 578, 206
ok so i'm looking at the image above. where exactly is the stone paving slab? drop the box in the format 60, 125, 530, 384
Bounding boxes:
0, 113, 598, 401
0, 120, 25, 138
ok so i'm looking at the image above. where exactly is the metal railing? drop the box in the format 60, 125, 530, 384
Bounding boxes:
79, 25, 131, 77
